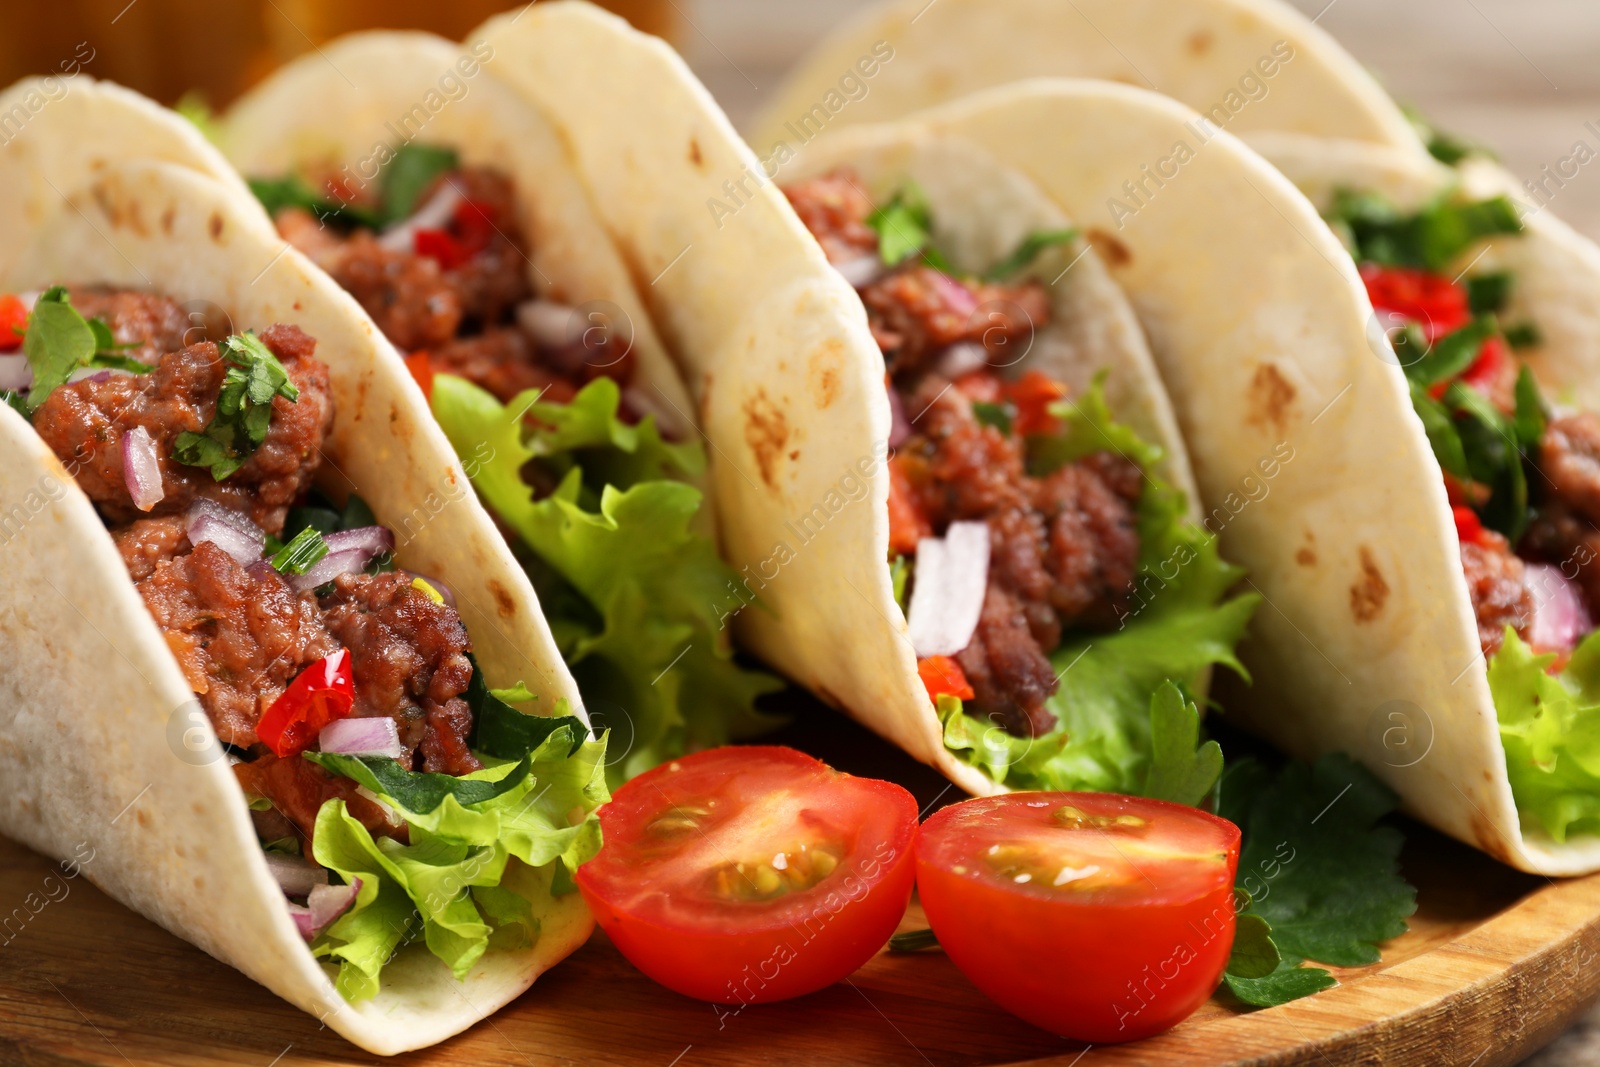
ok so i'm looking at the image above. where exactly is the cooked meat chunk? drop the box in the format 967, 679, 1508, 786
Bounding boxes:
1034, 461, 1141, 629
233, 754, 408, 846
1539, 411, 1600, 527
320, 571, 480, 776
861, 268, 1051, 378
433, 168, 532, 329
1460, 532, 1533, 654
908, 374, 1032, 520
779, 169, 880, 265
136, 540, 339, 749
1521, 501, 1600, 619
32, 325, 332, 533
280, 211, 463, 352
956, 582, 1060, 738
431, 327, 577, 406
67, 288, 196, 365
113, 515, 190, 582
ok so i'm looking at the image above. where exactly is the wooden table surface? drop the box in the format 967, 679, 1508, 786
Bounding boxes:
676, 2, 1600, 1064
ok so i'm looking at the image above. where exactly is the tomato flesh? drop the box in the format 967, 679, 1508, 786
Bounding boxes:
577, 746, 918, 1004
256, 649, 354, 758
917, 792, 1240, 1043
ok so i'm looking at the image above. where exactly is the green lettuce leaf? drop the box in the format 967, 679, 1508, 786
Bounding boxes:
939, 376, 1258, 792
308, 719, 608, 999
430, 373, 781, 788
1491, 626, 1600, 842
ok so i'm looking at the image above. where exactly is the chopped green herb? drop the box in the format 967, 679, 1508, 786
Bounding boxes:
1327, 188, 1521, 271
21, 286, 97, 412
248, 175, 383, 230
971, 400, 1014, 435
889, 554, 910, 612
174, 332, 300, 480
1402, 318, 1495, 388
1447, 379, 1531, 542
1505, 322, 1543, 349
1408, 380, 1470, 480
982, 228, 1079, 282
270, 526, 329, 576
865, 182, 954, 271
1466, 272, 1513, 314
89, 353, 155, 374
381, 143, 460, 223
1512, 365, 1548, 450
1140, 682, 1223, 807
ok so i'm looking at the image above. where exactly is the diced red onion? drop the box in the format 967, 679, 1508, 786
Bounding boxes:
1525, 563, 1593, 653
906, 520, 991, 658
263, 851, 328, 898
186, 501, 265, 565
307, 878, 362, 934
516, 299, 584, 349
288, 548, 368, 592
834, 253, 885, 288
887, 381, 911, 448
0, 355, 31, 391
285, 902, 316, 940
324, 525, 394, 558
246, 559, 277, 582
68, 367, 133, 384
318, 717, 405, 759
377, 183, 463, 252
929, 272, 979, 320
121, 426, 164, 512
935, 342, 990, 379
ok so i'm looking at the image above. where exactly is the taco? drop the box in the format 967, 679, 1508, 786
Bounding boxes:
0, 138, 608, 1051
214, 27, 780, 787
820, 77, 1600, 875
463, 4, 1257, 797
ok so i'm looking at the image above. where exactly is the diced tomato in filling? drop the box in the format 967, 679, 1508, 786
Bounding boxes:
256, 648, 355, 758
0, 294, 28, 351
404, 351, 435, 401
1360, 264, 1470, 342
887, 453, 932, 555
919, 655, 976, 702
1461, 335, 1507, 395
1453, 505, 1486, 545
414, 228, 471, 269
1005, 370, 1068, 437
452, 198, 499, 255
953, 369, 1004, 403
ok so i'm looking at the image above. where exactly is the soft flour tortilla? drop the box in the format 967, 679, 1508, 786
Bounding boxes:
750, 0, 1426, 163
215, 29, 696, 442
875, 78, 1600, 875
0, 159, 590, 1054
466, 3, 1202, 796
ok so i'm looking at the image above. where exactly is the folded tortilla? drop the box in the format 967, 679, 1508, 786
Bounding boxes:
0, 147, 594, 1050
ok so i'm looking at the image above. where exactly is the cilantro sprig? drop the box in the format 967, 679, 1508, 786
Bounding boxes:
18, 287, 149, 412
1327, 188, 1521, 272
982, 228, 1078, 282
174, 332, 300, 480
866, 182, 954, 272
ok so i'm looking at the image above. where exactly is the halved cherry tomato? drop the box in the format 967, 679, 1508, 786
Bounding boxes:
413, 228, 470, 269
576, 746, 918, 1004
403, 351, 434, 402
887, 454, 932, 556
0, 294, 29, 352
1005, 370, 1068, 437
1360, 263, 1469, 342
917, 792, 1240, 1043
256, 649, 355, 758
918, 655, 974, 702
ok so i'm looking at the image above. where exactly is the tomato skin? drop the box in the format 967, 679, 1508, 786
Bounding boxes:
1360, 263, 1469, 342
0, 294, 27, 351
403, 351, 434, 401
413, 228, 470, 269
577, 746, 919, 1004
917, 793, 1240, 1043
256, 649, 354, 758
1005, 370, 1068, 437
918, 655, 975, 702
887, 454, 932, 556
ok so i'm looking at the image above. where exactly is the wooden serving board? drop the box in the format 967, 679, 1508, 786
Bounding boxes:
3, 701, 1600, 1067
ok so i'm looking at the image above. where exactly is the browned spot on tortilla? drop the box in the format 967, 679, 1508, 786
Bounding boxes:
1187, 28, 1214, 55
1085, 228, 1132, 267
789, 449, 800, 461
390, 404, 412, 441
815, 685, 843, 711
1296, 547, 1317, 566
92, 185, 119, 228
489, 579, 516, 619
1350, 546, 1389, 622
1246, 363, 1295, 433
127, 199, 149, 237
136, 809, 151, 828
208, 211, 224, 241
293, 301, 303, 311
194, 876, 205, 890
809, 339, 844, 409
743, 388, 789, 489
688, 138, 704, 168
160, 206, 175, 234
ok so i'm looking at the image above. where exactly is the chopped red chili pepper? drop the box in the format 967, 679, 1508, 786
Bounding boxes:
1452, 505, 1486, 545
1005, 370, 1069, 437
888, 454, 932, 556
0, 294, 29, 352
404, 351, 434, 402
918, 655, 975, 702
1360, 263, 1470, 342
256, 649, 355, 759
414, 228, 470, 270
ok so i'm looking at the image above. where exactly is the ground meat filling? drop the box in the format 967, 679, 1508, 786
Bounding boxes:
38, 288, 489, 845
33, 320, 333, 531
1460, 534, 1533, 655
274, 164, 638, 412
782, 170, 1142, 737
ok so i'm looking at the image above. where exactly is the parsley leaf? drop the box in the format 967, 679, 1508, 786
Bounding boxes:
971, 400, 1014, 435
381, 143, 460, 223
865, 182, 954, 271
21, 286, 97, 412
982, 228, 1079, 282
1505, 322, 1543, 349
1327, 189, 1521, 271
1221, 754, 1415, 968
1466, 271, 1513, 314
1447, 380, 1531, 541
174, 332, 299, 480
270, 527, 328, 575
1225, 912, 1281, 979
1223, 960, 1338, 1007
249, 176, 382, 230
1141, 681, 1224, 806
1402, 317, 1496, 388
